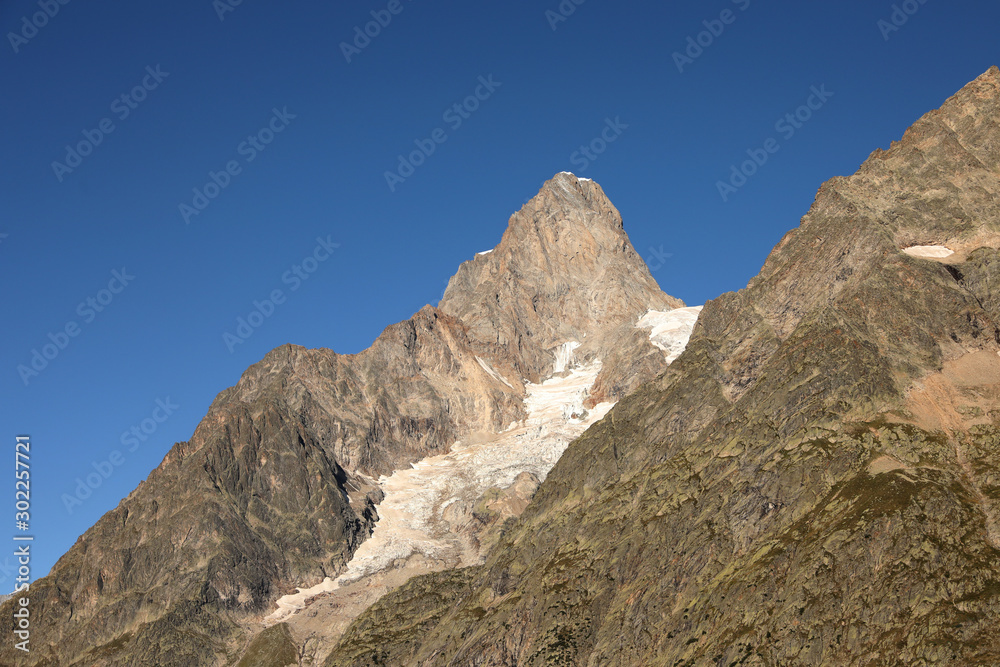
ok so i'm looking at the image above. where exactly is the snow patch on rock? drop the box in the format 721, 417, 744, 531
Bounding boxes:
637, 306, 703, 364
902, 245, 954, 259
269, 578, 337, 620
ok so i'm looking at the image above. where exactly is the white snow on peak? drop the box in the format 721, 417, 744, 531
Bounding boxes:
637, 306, 703, 364
477, 249, 494, 256
902, 245, 954, 259
553, 341, 581, 374
558, 171, 591, 182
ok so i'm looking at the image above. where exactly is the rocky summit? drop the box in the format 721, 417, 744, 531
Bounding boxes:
0, 173, 691, 666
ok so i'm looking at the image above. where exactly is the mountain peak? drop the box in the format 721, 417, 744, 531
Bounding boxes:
440, 173, 681, 386
523, 171, 623, 232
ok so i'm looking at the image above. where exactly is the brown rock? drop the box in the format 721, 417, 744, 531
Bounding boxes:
0, 170, 682, 666
324, 67, 1000, 667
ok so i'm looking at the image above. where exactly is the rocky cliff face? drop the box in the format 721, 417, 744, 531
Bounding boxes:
0, 173, 684, 666
440, 174, 683, 403
324, 68, 1000, 666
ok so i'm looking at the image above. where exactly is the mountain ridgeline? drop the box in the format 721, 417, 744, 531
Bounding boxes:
0, 174, 684, 666
6, 66, 1000, 666
323, 67, 1000, 666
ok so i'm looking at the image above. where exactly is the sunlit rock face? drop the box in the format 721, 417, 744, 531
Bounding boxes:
266, 351, 620, 639
3, 170, 689, 667
438, 172, 684, 399
269, 302, 701, 658
325, 68, 1000, 667
258, 173, 698, 660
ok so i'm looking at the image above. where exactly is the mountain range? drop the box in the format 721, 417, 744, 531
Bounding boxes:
5, 66, 1000, 667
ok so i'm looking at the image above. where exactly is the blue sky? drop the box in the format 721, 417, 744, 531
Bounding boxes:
2, 0, 998, 582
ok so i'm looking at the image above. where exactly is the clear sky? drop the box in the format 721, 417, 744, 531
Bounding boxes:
2, 0, 998, 583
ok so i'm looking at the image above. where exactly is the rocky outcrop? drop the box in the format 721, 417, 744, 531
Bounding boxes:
324, 67, 1000, 666
0, 172, 682, 666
